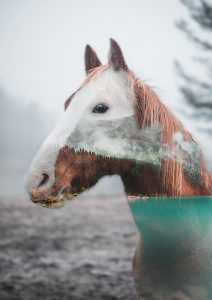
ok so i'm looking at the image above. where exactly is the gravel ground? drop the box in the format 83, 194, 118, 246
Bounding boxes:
0, 194, 138, 300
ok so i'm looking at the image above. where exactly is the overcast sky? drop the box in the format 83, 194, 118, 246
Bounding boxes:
0, 0, 199, 111
0, 0, 211, 195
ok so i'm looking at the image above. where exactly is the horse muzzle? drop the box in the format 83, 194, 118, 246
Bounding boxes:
29, 185, 76, 209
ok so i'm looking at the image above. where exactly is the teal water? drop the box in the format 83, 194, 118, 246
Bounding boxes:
129, 196, 212, 237
128, 196, 212, 299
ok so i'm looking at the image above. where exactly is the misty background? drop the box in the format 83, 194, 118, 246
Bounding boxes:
0, 0, 211, 196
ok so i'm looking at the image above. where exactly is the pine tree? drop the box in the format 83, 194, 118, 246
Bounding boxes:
176, 0, 212, 135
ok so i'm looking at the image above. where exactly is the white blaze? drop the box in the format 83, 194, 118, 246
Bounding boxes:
26, 68, 134, 192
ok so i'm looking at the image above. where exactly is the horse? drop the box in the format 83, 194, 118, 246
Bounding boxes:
26, 39, 212, 299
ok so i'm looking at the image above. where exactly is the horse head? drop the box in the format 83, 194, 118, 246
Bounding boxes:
26, 39, 212, 208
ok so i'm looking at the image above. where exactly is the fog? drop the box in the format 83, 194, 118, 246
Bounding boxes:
0, 87, 57, 195
0, 0, 211, 196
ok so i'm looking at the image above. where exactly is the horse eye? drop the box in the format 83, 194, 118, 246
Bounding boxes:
92, 103, 109, 114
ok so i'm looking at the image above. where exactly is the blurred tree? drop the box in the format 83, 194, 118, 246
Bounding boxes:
176, 0, 212, 135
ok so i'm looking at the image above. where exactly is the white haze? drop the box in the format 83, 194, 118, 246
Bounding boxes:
0, 0, 211, 195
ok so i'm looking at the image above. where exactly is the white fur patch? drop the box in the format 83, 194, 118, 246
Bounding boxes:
26, 68, 134, 192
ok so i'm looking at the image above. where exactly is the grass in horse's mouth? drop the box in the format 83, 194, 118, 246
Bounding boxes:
33, 192, 78, 208
38, 199, 65, 209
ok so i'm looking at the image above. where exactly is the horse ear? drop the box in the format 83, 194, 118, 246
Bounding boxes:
108, 38, 127, 71
85, 45, 102, 75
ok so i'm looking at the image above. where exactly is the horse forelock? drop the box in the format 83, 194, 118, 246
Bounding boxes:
81, 65, 109, 87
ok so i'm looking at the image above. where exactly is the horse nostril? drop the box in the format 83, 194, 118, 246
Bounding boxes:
38, 173, 49, 188
71, 177, 81, 191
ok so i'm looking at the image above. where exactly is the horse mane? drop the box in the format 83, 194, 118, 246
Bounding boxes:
81, 65, 212, 196
128, 70, 212, 196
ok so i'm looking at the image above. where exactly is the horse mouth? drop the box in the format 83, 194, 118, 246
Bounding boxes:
31, 186, 78, 208
34, 197, 66, 208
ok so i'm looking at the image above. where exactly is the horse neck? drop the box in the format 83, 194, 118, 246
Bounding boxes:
134, 230, 212, 298
130, 75, 212, 196
132, 199, 212, 296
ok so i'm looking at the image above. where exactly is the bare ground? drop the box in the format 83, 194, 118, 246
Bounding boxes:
0, 195, 138, 300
